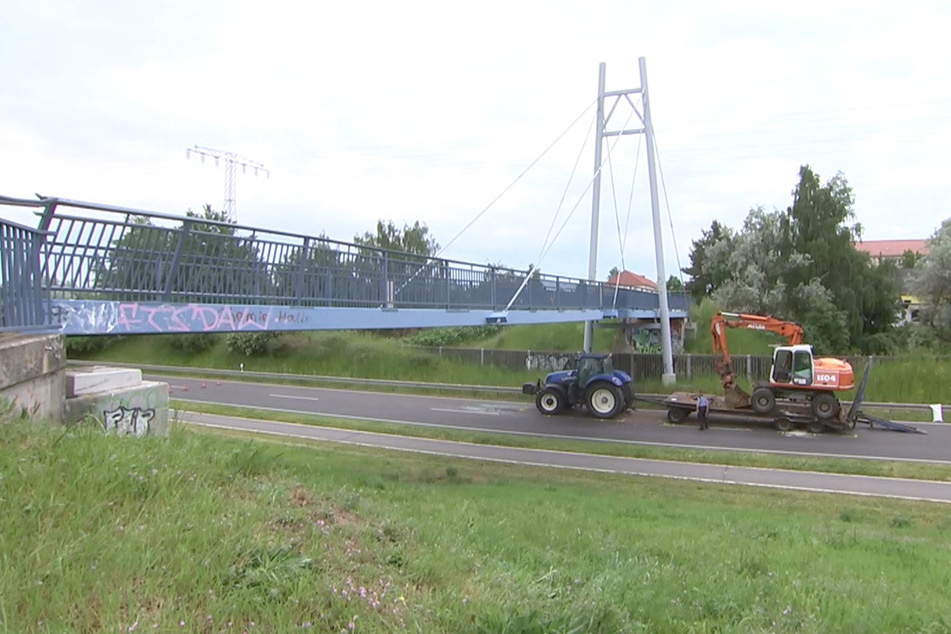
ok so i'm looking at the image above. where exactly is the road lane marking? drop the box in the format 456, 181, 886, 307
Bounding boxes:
270, 393, 320, 402
431, 407, 500, 416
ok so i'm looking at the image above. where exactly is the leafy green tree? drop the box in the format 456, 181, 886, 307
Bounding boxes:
607, 266, 620, 281
274, 233, 342, 304
901, 249, 921, 269
666, 276, 684, 291
780, 166, 897, 352
354, 220, 438, 257
914, 218, 951, 341
96, 205, 270, 303
683, 220, 735, 297
699, 167, 898, 353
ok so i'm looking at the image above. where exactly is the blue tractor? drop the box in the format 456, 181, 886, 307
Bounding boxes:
522, 353, 635, 419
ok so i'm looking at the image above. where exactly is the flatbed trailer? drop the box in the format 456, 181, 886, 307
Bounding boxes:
657, 391, 924, 434
662, 392, 851, 432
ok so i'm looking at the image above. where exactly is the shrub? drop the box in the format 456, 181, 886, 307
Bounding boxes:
165, 333, 219, 354
65, 335, 113, 355
226, 332, 279, 356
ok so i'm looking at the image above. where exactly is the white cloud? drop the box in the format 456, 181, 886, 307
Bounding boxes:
2, 0, 950, 285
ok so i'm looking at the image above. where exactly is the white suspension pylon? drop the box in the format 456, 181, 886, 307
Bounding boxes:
584, 58, 675, 385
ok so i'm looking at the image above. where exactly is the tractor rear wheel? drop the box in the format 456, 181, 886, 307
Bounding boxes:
586, 382, 624, 419
751, 387, 776, 415
535, 387, 566, 415
811, 392, 840, 420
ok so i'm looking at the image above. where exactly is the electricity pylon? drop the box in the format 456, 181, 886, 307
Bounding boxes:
186, 145, 269, 223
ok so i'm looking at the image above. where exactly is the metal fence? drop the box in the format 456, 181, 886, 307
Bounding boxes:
0, 194, 689, 316
0, 216, 51, 331
420, 347, 903, 383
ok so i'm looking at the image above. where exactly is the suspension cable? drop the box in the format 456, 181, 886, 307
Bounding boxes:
650, 130, 685, 286
502, 107, 637, 312
389, 100, 597, 303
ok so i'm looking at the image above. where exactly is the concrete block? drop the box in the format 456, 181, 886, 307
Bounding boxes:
0, 333, 66, 422
66, 366, 143, 397
65, 380, 170, 437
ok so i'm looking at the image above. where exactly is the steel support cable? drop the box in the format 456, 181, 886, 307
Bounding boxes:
502, 109, 637, 313
531, 113, 597, 277
387, 100, 597, 305
650, 130, 685, 286
609, 128, 644, 309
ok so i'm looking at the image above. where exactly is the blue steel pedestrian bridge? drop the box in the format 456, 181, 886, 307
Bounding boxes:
0, 195, 689, 335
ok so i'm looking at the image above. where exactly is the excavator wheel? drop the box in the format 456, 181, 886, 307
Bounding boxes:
811, 392, 840, 420
751, 387, 776, 415
806, 420, 826, 434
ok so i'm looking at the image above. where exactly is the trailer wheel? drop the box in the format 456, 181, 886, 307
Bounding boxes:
586, 382, 624, 419
751, 387, 776, 414
535, 387, 566, 415
667, 407, 688, 424
774, 417, 793, 432
811, 392, 840, 420
806, 420, 826, 434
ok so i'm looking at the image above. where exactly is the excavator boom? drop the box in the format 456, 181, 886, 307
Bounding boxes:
711, 311, 804, 370
711, 311, 806, 409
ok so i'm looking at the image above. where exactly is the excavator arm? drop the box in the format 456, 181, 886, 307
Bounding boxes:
711, 311, 804, 370
711, 312, 804, 406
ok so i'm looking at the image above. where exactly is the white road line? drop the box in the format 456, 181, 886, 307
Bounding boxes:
431, 407, 500, 416
270, 393, 320, 402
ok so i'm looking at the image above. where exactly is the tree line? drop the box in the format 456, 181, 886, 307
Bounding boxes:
682, 165, 950, 354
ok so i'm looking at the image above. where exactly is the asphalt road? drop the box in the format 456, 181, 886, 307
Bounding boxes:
150, 374, 951, 504
153, 374, 949, 465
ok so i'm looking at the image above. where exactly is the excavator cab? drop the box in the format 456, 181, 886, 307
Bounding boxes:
770, 345, 814, 386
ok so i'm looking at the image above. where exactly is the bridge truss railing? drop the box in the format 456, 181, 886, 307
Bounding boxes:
0, 212, 53, 332
1, 195, 689, 320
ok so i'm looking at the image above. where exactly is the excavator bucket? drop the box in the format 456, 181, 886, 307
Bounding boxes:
720, 367, 751, 409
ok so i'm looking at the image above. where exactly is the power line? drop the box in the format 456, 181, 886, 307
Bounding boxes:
186, 145, 269, 223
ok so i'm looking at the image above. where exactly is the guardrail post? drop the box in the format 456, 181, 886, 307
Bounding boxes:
746, 354, 752, 378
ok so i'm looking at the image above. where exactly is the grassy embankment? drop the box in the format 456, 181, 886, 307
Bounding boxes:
73, 325, 951, 405
4, 415, 951, 633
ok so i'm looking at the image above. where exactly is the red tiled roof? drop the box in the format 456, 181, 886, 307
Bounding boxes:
607, 270, 657, 289
854, 239, 928, 258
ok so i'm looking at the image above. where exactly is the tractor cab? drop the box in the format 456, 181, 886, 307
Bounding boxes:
770, 344, 815, 386
576, 353, 611, 387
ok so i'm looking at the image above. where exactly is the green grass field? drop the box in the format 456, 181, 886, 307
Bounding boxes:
71, 325, 951, 404
4, 416, 951, 633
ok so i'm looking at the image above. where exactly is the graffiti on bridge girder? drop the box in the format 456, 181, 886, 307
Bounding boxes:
55, 301, 310, 334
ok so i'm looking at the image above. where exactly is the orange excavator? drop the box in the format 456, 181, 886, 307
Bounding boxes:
711, 311, 855, 419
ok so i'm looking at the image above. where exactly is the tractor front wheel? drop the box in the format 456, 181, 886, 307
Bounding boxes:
535, 387, 566, 415
586, 382, 624, 419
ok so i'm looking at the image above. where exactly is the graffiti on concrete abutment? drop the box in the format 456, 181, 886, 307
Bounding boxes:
103, 406, 154, 437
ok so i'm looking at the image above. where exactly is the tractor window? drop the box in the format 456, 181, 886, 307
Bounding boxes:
577, 357, 604, 386
792, 351, 813, 384
772, 349, 792, 383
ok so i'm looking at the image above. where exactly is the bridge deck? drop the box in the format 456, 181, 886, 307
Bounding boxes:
1, 195, 688, 334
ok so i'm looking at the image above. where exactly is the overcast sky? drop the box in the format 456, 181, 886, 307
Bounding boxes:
2, 0, 949, 284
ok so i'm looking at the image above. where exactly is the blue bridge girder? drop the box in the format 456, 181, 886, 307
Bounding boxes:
0, 195, 689, 335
